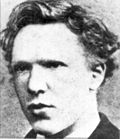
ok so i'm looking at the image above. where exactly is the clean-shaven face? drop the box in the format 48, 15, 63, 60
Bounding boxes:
11, 23, 92, 135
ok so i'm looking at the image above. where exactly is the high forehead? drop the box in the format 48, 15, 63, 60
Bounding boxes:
14, 23, 78, 43
12, 23, 84, 62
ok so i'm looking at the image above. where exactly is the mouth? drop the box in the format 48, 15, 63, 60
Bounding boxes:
28, 103, 54, 110
27, 103, 55, 119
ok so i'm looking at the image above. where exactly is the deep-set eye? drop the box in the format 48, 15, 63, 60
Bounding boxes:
12, 62, 32, 73
41, 61, 68, 69
46, 62, 62, 68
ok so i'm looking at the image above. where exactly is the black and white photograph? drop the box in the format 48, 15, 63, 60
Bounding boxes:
0, 0, 120, 138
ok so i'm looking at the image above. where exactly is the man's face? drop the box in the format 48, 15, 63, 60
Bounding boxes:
11, 24, 93, 135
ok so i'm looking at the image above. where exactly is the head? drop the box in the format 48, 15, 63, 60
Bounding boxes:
1, 0, 120, 136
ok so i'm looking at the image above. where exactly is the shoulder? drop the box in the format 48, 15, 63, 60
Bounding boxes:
89, 112, 120, 139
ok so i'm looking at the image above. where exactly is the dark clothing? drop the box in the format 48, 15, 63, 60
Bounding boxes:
88, 113, 120, 139
25, 113, 120, 139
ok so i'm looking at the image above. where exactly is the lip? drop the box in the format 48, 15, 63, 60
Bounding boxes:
27, 103, 55, 111
27, 103, 55, 119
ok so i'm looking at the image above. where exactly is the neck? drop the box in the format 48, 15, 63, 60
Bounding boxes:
68, 95, 100, 138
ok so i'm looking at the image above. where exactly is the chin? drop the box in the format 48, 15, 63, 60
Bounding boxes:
31, 120, 60, 136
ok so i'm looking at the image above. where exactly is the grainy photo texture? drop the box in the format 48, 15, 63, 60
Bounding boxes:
0, 0, 120, 138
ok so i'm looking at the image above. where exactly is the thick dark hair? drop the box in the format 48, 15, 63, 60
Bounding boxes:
0, 0, 120, 80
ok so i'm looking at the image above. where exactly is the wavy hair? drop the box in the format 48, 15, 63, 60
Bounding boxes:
0, 0, 120, 79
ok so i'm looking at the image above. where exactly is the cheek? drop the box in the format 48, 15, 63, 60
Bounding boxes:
14, 72, 30, 88
54, 79, 89, 117
14, 73, 30, 103
53, 68, 89, 96
52, 70, 89, 110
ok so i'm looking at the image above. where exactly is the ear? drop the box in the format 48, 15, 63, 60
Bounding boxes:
89, 63, 106, 91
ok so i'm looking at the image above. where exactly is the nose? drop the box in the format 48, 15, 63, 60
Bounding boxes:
28, 64, 49, 96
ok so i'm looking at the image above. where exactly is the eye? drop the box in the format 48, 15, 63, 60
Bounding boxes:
12, 62, 32, 73
46, 62, 63, 68
40, 61, 68, 69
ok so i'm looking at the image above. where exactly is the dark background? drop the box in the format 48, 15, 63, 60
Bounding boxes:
0, 0, 120, 137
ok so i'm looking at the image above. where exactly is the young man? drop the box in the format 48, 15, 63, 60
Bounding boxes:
1, 0, 120, 138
